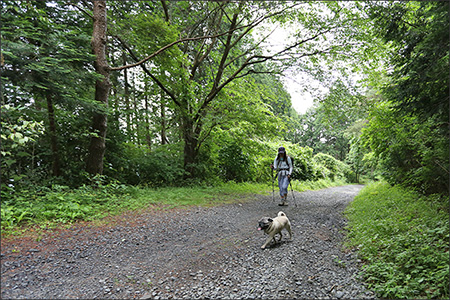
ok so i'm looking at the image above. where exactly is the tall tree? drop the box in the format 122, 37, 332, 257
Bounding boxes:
362, 1, 449, 194
85, 0, 111, 175
112, 1, 364, 178
2, 0, 96, 183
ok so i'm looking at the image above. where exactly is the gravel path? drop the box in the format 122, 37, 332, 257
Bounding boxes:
1, 185, 375, 299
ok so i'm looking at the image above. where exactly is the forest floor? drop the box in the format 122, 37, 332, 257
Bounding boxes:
1, 185, 376, 299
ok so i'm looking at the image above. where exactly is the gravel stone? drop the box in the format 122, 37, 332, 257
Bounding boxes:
1, 185, 375, 299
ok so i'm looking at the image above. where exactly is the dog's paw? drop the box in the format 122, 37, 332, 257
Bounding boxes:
261, 245, 266, 249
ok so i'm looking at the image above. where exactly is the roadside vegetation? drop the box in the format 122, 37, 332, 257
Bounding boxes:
344, 182, 449, 299
0, 180, 263, 235
1, 153, 352, 236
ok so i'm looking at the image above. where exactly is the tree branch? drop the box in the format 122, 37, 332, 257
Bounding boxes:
160, 0, 170, 23
110, 22, 252, 72
114, 35, 180, 107
192, 2, 301, 122
68, 0, 93, 20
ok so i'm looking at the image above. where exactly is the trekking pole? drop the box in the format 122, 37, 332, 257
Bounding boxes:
271, 167, 275, 203
289, 178, 297, 207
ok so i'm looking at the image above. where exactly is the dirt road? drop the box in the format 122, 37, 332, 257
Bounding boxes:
1, 185, 375, 299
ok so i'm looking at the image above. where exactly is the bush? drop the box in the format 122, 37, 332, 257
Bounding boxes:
314, 153, 339, 180
314, 152, 353, 182
248, 141, 351, 184
105, 143, 185, 186
345, 182, 449, 299
289, 145, 318, 181
1, 180, 140, 231
362, 103, 449, 195
218, 141, 252, 182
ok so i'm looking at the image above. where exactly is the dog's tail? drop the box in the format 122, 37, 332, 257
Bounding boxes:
278, 211, 286, 217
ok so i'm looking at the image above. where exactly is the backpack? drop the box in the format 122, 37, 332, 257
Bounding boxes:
288, 156, 294, 169
285, 155, 301, 181
276, 156, 294, 171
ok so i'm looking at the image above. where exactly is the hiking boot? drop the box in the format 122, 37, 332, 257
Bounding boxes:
278, 201, 288, 206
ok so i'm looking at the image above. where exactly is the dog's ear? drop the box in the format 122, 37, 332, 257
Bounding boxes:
268, 218, 273, 222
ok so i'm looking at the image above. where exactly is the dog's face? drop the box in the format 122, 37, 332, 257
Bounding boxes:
258, 217, 273, 231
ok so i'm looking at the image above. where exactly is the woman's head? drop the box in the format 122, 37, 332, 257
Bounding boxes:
278, 146, 287, 159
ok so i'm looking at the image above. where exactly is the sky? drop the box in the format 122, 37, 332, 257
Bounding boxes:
263, 26, 325, 115
263, 25, 327, 114
283, 74, 316, 115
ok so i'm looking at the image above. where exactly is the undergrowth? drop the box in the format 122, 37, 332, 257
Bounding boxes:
0, 181, 269, 235
1, 178, 346, 236
344, 181, 449, 299
292, 178, 350, 192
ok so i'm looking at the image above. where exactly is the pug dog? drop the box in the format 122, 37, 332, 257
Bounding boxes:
257, 211, 292, 249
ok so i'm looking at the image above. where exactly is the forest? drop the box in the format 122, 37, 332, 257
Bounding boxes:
1, 1, 449, 298
3, 0, 447, 191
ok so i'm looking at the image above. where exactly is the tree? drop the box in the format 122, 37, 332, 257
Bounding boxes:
111, 1, 368, 178
1, 0, 96, 184
2, 0, 387, 185
362, 1, 449, 194
85, 0, 111, 175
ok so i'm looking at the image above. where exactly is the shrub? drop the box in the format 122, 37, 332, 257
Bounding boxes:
105, 143, 185, 186
314, 152, 353, 182
218, 141, 252, 182
345, 182, 449, 299
314, 153, 338, 179
289, 145, 318, 181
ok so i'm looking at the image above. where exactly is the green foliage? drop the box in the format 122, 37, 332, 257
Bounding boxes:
313, 153, 338, 179
292, 177, 349, 193
345, 182, 449, 299
362, 102, 449, 195
0, 181, 269, 234
345, 136, 367, 183
313, 152, 354, 182
244, 141, 352, 184
104, 143, 185, 186
360, 1, 449, 195
218, 141, 252, 182
0, 104, 45, 187
1, 180, 140, 231
295, 95, 370, 162
1, 0, 98, 190
289, 145, 317, 181
367, 1, 449, 122
1, 177, 353, 235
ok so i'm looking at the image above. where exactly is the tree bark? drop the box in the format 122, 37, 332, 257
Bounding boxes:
123, 51, 132, 141
86, 0, 111, 176
144, 93, 152, 150
160, 92, 168, 145
132, 77, 140, 145
182, 117, 199, 178
45, 93, 61, 177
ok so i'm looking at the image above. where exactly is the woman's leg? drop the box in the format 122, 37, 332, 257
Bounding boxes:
278, 174, 289, 205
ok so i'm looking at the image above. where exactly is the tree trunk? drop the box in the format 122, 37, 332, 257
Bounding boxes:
183, 135, 198, 179
182, 116, 200, 179
45, 93, 61, 177
161, 92, 167, 145
123, 51, 132, 141
133, 81, 140, 145
86, 0, 111, 176
144, 94, 152, 150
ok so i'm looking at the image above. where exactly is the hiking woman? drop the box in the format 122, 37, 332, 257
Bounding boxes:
271, 146, 293, 206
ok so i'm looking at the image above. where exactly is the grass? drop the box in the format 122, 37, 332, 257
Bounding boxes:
344, 181, 449, 299
1, 178, 350, 236
292, 178, 351, 192
0, 181, 271, 236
